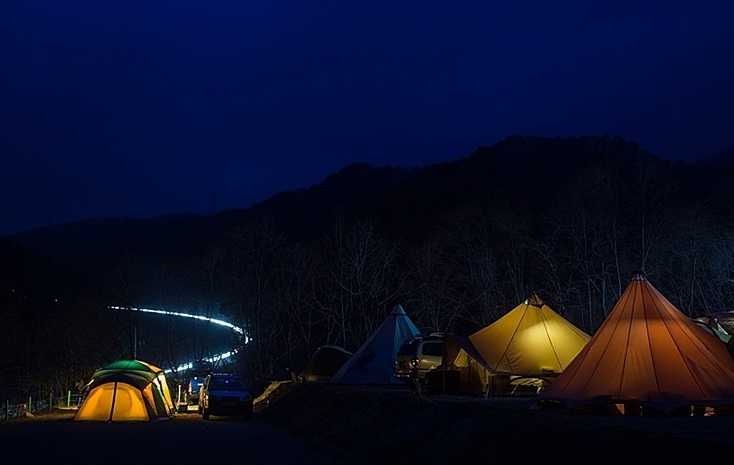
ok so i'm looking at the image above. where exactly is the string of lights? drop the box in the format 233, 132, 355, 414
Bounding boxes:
108, 305, 247, 374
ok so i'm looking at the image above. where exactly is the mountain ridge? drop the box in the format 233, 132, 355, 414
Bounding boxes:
5, 135, 731, 267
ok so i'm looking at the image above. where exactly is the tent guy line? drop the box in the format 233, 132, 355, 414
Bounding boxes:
108, 305, 247, 374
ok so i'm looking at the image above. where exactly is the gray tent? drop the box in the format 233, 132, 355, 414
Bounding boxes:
331, 305, 420, 384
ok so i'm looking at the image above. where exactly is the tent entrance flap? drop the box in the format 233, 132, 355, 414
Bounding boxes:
75, 383, 116, 421
111, 383, 149, 421
75, 382, 150, 422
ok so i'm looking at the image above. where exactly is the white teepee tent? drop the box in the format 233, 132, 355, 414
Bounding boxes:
331, 305, 420, 384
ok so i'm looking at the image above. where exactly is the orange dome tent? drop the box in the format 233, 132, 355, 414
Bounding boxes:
75, 359, 175, 422
543, 275, 734, 408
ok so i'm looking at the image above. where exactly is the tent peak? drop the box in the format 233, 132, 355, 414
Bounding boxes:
631, 273, 647, 282
526, 293, 544, 307
391, 304, 407, 316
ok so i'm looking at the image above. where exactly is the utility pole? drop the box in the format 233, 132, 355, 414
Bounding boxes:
130, 308, 138, 360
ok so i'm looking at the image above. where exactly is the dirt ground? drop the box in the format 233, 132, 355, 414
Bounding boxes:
260, 384, 734, 464
0, 412, 340, 465
4, 386, 734, 465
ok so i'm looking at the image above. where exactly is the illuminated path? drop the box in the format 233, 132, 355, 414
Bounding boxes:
109, 305, 248, 374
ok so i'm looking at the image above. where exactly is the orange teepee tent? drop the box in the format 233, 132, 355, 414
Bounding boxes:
543, 275, 734, 405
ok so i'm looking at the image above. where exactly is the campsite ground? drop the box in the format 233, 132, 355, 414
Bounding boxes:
3, 385, 734, 464
0, 412, 340, 465
261, 384, 734, 464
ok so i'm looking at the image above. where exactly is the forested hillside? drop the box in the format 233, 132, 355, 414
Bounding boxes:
4, 136, 734, 397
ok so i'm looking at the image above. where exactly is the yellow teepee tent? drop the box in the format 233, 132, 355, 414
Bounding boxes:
469, 295, 590, 377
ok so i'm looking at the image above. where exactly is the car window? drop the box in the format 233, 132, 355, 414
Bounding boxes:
398, 339, 421, 356
421, 342, 444, 356
210, 376, 246, 390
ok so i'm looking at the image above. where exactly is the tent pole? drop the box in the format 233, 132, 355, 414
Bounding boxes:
442, 344, 447, 394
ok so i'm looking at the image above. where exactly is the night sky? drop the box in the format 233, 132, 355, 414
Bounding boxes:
2, 1, 733, 234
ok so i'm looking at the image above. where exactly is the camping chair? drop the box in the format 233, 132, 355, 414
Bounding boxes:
509, 377, 549, 396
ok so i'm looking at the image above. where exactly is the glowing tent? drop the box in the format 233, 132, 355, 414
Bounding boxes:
331, 305, 420, 384
445, 336, 492, 395
92, 360, 175, 414
543, 275, 734, 406
75, 359, 175, 422
468, 295, 590, 377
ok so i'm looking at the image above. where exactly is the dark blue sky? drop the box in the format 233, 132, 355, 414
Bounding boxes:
2, 1, 733, 234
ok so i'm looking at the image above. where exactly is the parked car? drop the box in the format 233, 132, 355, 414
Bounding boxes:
394, 334, 446, 381
199, 373, 253, 420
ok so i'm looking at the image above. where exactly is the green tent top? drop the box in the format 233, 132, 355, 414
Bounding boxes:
89, 371, 158, 390
91, 359, 165, 383
100, 360, 158, 373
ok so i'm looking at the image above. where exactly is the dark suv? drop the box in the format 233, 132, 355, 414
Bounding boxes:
199, 373, 253, 420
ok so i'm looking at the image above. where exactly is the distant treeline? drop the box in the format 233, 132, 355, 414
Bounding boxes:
3, 136, 734, 398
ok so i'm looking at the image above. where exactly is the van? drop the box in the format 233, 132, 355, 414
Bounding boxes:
394, 334, 446, 381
